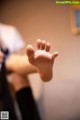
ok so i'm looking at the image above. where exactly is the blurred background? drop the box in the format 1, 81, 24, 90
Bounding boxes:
0, 0, 80, 120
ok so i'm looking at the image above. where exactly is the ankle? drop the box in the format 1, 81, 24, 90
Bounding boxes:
39, 69, 53, 82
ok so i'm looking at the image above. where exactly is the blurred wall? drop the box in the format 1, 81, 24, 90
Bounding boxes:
1, 0, 80, 120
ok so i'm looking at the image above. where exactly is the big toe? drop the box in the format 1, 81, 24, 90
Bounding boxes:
26, 45, 34, 58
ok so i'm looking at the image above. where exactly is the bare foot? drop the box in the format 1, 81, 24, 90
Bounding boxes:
26, 39, 58, 82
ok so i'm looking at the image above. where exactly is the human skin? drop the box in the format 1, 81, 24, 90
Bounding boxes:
1, 39, 58, 82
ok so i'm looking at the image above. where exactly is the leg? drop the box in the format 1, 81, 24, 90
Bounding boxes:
6, 40, 58, 81
16, 87, 41, 120
8, 74, 41, 120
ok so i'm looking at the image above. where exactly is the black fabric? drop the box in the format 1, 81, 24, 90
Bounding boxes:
0, 62, 18, 120
0, 48, 18, 120
1, 48, 10, 60
16, 87, 41, 120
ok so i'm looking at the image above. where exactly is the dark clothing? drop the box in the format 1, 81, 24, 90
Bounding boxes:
16, 87, 41, 120
0, 48, 41, 120
0, 48, 18, 120
0, 62, 18, 120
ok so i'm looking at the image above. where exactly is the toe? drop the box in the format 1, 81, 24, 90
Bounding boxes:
41, 40, 46, 50
26, 45, 34, 58
45, 42, 51, 52
37, 39, 42, 49
52, 52, 58, 60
